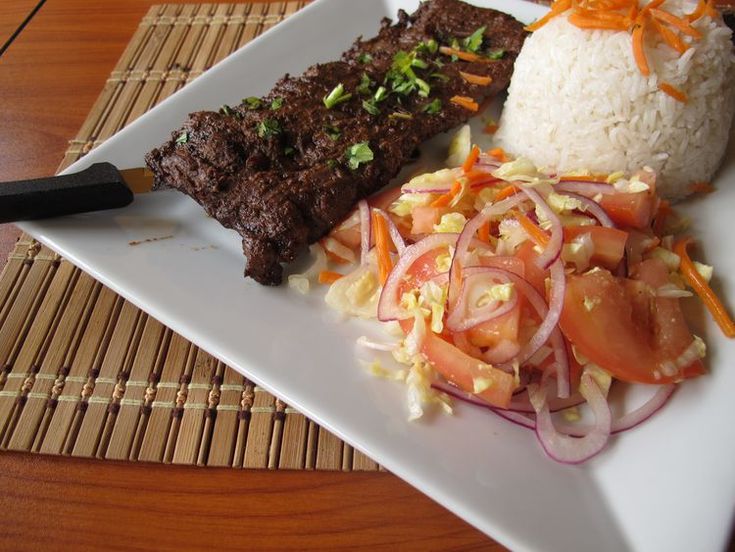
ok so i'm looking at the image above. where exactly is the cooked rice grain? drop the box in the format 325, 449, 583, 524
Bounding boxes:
496, 1, 735, 200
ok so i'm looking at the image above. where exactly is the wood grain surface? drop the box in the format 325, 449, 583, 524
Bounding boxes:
0, 0, 41, 51
0, 1, 501, 549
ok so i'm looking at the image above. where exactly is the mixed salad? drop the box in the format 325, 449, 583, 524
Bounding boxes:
289, 126, 734, 464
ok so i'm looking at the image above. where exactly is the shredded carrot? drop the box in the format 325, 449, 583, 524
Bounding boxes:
318, 270, 344, 284
462, 145, 481, 174
652, 199, 671, 235
631, 22, 650, 76
372, 212, 393, 285
651, 18, 689, 54
449, 95, 479, 112
495, 184, 520, 201
658, 82, 688, 103
488, 147, 509, 163
325, 250, 351, 265
478, 220, 491, 243
525, 0, 572, 31
464, 169, 496, 185
650, 8, 702, 38
568, 13, 628, 29
703, 0, 718, 18
687, 0, 708, 20
640, 0, 667, 15
690, 181, 715, 194
459, 71, 493, 86
514, 212, 550, 247
431, 180, 462, 207
438, 46, 487, 63
559, 174, 609, 183
674, 238, 735, 338
483, 122, 498, 134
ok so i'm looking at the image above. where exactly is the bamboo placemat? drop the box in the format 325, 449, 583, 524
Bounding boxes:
0, 2, 380, 471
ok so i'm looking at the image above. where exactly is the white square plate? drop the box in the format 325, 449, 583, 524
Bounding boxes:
19, 1, 735, 550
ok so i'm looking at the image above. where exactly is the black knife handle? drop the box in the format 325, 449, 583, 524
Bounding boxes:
0, 162, 134, 223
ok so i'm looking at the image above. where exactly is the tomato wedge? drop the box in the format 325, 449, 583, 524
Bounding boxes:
421, 330, 515, 408
559, 259, 705, 384
599, 191, 655, 230
563, 226, 628, 270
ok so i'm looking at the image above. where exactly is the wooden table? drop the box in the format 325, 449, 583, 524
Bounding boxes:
0, 1, 499, 550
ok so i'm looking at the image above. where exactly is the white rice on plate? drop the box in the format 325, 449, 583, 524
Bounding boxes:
495, 0, 735, 200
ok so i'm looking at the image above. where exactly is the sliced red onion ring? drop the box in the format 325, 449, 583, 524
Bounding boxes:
554, 383, 676, 437
461, 263, 569, 397
530, 373, 612, 464
449, 193, 528, 312
445, 269, 518, 332
377, 233, 461, 321
506, 389, 586, 414
358, 200, 371, 266
555, 181, 618, 196
518, 186, 563, 270
560, 191, 616, 228
373, 208, 406, 256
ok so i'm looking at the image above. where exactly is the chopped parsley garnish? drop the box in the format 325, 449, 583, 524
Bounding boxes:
416, 39, 438, 55
449, 38, 460, 61
323, 83, 352, 109
422, 98, 442, 114
415, 77, 431, 98
284, 146, 295, 156
175, 131, 189, 145
411, 57, 429, 70
430, 72, 449, 82
373, 86, 388, 102
242, 96, 262, 110
357, 52, 373, 64
270, 97, 284, 110
345, 142, 374, 170
324, 124, 341, 141
362, 99, 380, 116
462, 26, 486, 53
326, 159, 339, 169
356, 73, 373, 96
487, 48, 505, 60
219, 104, 232, 116
256, 118, 281, 139
388, 111, 413, 120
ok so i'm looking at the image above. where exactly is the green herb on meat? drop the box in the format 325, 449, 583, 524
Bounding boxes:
388, 111, 413, 120
175, 132, 189, 145
462, 26, 486, 53
324, 124, 341, 141
345, 142, 374, 170
422, 98, 442, 114
284, 146, 295, 156
256, 118, 281, 139
356, 73, 373, 96
323, 83, 352, 109
242, 96, 263, 110
373, 86, 388, 103
362, 99, 380, 116
357, 52, 373, 64
487, 48, 505, 60
416, 39, 438, 55
219, 105, 232, 116
270, 97, 284, 110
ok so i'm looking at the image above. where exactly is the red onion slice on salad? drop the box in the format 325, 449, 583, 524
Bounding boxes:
559, 191, 616, 228
518, 186, 563, 270
445, 269, 519, 332
555, 181, 618, 196
358, 200, 371, 266
377, 233, 461, 321
530, 373, 612, 464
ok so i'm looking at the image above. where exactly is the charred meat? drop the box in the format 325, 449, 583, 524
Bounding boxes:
146, 0, 527, 285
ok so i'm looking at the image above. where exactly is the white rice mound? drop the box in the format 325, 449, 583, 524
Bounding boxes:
496, 0, 735, 200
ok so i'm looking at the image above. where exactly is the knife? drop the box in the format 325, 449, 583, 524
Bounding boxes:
0, 162, 156, 224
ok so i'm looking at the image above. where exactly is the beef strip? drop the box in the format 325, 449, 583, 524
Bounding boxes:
145, 0, 527, 285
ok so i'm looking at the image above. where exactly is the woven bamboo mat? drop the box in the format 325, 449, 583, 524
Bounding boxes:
0, 2, 380, 471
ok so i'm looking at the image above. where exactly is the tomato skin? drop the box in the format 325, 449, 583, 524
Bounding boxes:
411, 206, 445, 234
559, 260, 705, 384
563, 226, 628, 270
515, 242, 548, 295
599, 192, 655, 230
421, 330, 515, 408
